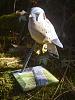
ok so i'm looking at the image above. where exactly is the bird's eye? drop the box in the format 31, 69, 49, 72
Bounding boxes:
36, 13, 39, 16
36, 13, 39, 21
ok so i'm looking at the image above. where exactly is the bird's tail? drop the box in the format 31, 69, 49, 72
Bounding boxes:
47, 43, 59, 59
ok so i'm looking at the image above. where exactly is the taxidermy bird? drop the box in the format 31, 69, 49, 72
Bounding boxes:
28, 7, 63, 58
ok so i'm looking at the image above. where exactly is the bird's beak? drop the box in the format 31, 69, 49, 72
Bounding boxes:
29, 14, 32, 18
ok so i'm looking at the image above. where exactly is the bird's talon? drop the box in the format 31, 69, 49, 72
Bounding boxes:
42, 44, 47, 53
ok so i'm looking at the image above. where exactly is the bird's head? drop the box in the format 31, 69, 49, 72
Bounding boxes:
29, 7, 46, 21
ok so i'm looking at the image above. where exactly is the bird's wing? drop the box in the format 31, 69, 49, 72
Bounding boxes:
45, 18, 63, 48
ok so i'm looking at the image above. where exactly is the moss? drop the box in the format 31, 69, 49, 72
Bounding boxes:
0, 13, 26, 33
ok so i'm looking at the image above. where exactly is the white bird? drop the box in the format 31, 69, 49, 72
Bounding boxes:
28, 7, 63, 58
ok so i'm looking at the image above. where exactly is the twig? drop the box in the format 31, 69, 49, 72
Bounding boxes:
51, 64, 69, 100
21, 43, 36, 72
51, 47, 72, 100
54, 90, 72, 100
66, 76, 75, 91
28, 88, 43, 100
42, 86, 46, 100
